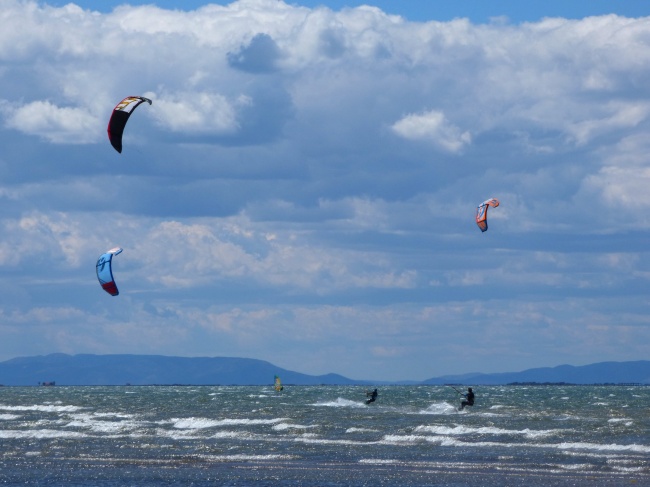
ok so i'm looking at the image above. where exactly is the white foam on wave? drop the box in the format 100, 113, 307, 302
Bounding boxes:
346, 427, 379, 433
63, 412, 146, 434
312, 397, 365, 408
0, 429, 86, 439
0, 413, 20, 420
171, 417, 288, 429
378, 433, 650, 456
198, 453, 298, 462
608, 418, 633, 426
272, 422, 316, 431
360, 458, 485, 472
0, 404, 84, 413
92, 412, 133, 419
381, 434, 428, 444
415, 424, 561, 439
418, 402, 457, 415
293, 436, 372, 446
213, 430, 263, 440
380, 434, 458, 447
155, 428, 203, 441
474, 412, 502, 418
557, 441, 650, 454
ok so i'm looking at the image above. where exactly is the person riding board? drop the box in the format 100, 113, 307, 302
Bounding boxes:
365, 388, 378, 404
459, 387, 475, 410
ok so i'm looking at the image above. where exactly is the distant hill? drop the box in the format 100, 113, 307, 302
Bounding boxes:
0, 353, 361, 386
422, 361, 650, 385
0, 354, 648, 386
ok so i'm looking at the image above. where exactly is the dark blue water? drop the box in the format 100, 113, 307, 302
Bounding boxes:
0, 385, 648, 485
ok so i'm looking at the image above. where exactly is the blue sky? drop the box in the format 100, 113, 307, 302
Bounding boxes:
0, 0, 649, 381
47, 0, 650, 23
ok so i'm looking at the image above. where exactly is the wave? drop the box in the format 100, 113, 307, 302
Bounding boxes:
196, 454, 298, 462
346, 427, 379, 433
64, 412, 147, 433
0, 404, 84, 413
378, 433, 650, 455
0, 429, 87, 439
272, 422, 317, 431
170, 417, 288, 429
414, 424, 562, 438
312, 397, 366, 408
418, 402, 457, 415
0, 413, 20, 420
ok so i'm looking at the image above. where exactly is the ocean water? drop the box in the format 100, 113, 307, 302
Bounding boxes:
0, 385, 648, 486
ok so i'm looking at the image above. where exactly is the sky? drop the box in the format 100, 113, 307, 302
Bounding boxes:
1, 0, 649, 382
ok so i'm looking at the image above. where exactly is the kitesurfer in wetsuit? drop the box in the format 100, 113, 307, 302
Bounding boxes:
365, 389, 378, 404
459, 387, 474, 410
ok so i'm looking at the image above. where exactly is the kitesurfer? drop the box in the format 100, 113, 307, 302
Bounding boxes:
365, 389, 378, 404
459, 387, 475, 410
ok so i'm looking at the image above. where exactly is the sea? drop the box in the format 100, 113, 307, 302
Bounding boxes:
0, 385, 648, 486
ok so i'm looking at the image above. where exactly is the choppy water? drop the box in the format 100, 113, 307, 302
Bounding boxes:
0, 385, 648, 486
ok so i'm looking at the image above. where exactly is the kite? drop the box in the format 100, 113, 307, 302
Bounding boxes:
107, 96, 152, 153
96, 247, 123, 296
476, 198, 500, 232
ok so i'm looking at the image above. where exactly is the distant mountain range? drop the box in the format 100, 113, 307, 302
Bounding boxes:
0, 353, 648, 386
421, 361, 650, 386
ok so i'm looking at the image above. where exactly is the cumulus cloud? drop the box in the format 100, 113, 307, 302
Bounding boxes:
0, 0, 649, 379
148, 91, 243, 134
391, 109, 471, 152
4, 100, 100, 143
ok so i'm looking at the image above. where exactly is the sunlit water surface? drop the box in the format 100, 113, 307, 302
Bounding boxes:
0, 385, 648, 486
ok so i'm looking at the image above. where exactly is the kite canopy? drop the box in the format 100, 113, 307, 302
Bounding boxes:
107, 96, 152, 153
96, 247, 123, 296
476, 198, 500, 232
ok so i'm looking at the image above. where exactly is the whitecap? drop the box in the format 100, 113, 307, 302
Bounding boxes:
63, 412, 146, 434
558, 441, 650, 454
312, 397, 365, 408
293, 436, 369, 446
0, 413, 20, 420
171, 417, 287, 429
0, 429, 86, 439
0, 404, 84, 413
608, 418, 633, 426
272, 423, 316, 431
197, 454, 297, 462
414, 424, 561, 439
418, 402, 457, 415
346, 427, 379, 433
380, 434, 429, 444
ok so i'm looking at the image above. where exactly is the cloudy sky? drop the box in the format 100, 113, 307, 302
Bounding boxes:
1, 0, 649, 382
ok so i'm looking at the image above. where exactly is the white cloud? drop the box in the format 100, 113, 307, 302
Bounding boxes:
4, 100, 100, 143
391, 110, 471, 153
148, 91, 242, 134
566, 101, 650, 146
135, 218, 417, 292
0, 1, 649, 378
586, 166, 650, 209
